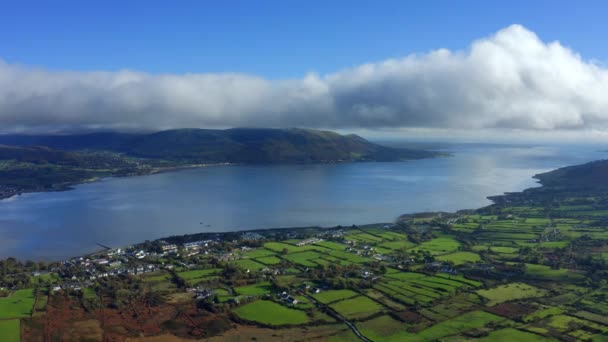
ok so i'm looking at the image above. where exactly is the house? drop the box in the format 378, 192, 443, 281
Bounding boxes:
241, 232, 263, 240
295, 237, 323, 247
109, 260, 122, 267
161, 244, 178, 253
94, 259, 109, 265
196, 288, 215, 300
361, 270, 374, 279
280, 292, 298, 305
134, 250, 146, 259
285, 296, 298, 305
439, 267, 456, 275
107, 248, 123, 256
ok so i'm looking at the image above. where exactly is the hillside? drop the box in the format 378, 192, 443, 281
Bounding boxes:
0, 128, 442, 163
533, 159, 608, 189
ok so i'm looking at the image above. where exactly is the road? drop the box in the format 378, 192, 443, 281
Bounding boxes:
300, 292, 374, 342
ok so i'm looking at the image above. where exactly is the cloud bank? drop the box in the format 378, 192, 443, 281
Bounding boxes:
1, 24, 608, 134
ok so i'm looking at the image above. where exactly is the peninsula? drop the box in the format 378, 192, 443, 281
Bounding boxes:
0, 128, 442, 200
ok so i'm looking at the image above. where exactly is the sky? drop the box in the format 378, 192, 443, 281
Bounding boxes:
1, 0, 608, 141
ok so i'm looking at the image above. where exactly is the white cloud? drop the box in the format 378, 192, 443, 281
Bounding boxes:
1, 24, 608, 134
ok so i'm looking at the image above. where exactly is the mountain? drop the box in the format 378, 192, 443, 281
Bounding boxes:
0, 128, 442, 163
0, 132, 140, 151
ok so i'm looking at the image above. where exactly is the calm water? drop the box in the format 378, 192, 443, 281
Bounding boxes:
0, 143, 605, 260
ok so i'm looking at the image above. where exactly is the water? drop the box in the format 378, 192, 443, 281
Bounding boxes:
0, 143, 605, 260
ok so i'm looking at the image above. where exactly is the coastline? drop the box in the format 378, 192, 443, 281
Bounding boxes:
0, 162, 233, 202
0, 154, 449, 201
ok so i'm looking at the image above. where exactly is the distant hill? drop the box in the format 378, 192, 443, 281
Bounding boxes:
534, 159, 608, 189
0, 128, 442, 163
0, 145, 74, 164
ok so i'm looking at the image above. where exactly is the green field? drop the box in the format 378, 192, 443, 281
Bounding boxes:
242, 248, 276, 258
312, 289, 359, 304
234, 300, 310, 325
234, 258, 266, 271
82, 287, 97, 300
234, 281, 273, 296
142, 272, 170, 282
477, 283, 548, 306
329, 295, 385, 320
0, 319, 20, 342
385, 271, 426, 281
263, 242, 322, 254
436, 251, 481, 265
314, 241, 348, 251
283, 251, 323, 267
255, 256, 283, 265
415, 310, 504, 341
411, 237, 461, 255
357, 315, 414, 341
524, 306, 565, 322
479, 328, 555, 341
524, 264, 583, 280
379, 240, 415, 250
0, 289, 36, 319
176, 268, 221, 281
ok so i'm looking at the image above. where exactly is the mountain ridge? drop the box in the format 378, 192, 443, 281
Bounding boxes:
0, 127, 442, 163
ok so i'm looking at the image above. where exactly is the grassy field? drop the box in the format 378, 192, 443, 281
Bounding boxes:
415, 310, 504, 341
0, 319, 20, 342
255, 256, 283, 265
479, 328, 555, 341
283, 251, 323, 267
0, 289, 36, 319
477, 283, 548, 306
384, 271, 426, 281
524, 306, 565, 322
234, 259, 266, 271
379, 240, 415, 250
176, 268, 221, 281
329, 295, 385, 320
314, 241, 348, 251
234, 281, 273, 296
357, 315, 414, 341
524, 264, 583, 280
82, 287, 97, 300
435, 273, 482, 287
142, 271, 171, 282
312, 289, 359, 304
263, 242, 322, 254
242, 248, 276, 258
234, 300, 310, 326
411, 237, 461, 255
436, 251, 481, 265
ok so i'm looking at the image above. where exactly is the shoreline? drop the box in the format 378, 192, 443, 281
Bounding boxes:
0, 162, 233, 202
0, 154, 449, 201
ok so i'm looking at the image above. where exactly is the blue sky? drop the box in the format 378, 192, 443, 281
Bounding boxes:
2, 0, 606, 77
